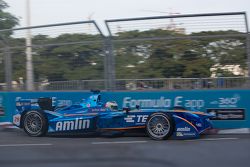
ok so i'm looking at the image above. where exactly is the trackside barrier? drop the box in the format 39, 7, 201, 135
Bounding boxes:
0, 89, 250, 129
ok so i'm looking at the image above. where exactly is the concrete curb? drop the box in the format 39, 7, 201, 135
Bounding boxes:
0, 122, 18, 130
217, 128, 250, 134
205, 128, 250, 135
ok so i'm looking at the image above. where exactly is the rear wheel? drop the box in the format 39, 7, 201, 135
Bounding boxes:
23, 111, 47, 137
146, 113, 174, 140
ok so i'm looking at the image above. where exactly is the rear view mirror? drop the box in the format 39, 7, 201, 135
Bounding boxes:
123, 107, 130, 114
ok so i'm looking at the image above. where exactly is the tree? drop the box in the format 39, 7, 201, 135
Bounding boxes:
0, 0, 19, 82
0, 0, 18, 37
32, 33, 105, 81
113, 29, 245, 79
3, 23, 247, 83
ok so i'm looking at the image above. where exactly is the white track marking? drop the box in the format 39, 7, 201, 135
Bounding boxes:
0, 143, 53, 147
92, 141, 148, 145
186, 137, 239, 141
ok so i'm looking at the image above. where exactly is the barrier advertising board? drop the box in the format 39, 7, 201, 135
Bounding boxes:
0, 89, 249, 128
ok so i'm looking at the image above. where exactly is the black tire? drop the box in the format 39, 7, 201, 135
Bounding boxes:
23, 110, 48, 137
146, 113, 174, 140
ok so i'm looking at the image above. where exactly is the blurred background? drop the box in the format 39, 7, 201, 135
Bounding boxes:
0, 0, 250, 91
0, 2, 250, 167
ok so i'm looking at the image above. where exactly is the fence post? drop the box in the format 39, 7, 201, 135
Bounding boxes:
247, 33, 250, 78
243, 12, 250, 78
104, 37, 116, 91
0, 35, 13, 91
103, 38, 109, 90
3, 46, 12, 91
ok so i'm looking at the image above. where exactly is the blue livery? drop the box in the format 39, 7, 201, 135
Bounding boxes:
13, 91, 213, 140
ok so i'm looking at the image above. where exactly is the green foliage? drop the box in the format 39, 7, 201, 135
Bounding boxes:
0, 0, 247, 84
0, 0, 18, 37
0, 0, 19, 82
30, 33, 104, 81
115, 29, 246, 79
0, 11, 247, 83
6, 29, 248, 83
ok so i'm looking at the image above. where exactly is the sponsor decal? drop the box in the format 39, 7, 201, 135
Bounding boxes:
207, 108, 245, 120
55, 118, 90, 131
124, 115, 136, 123
16, 102, 31, 106
89, 108, 106, 112
0, 96, 4, 116
177, 127, 191, 132
123, 96, 204, 109
176, 132, 196, 137
195, 123, 202, 127
0, 107, 4, 116
124, 115, 148, 124
182, 132, 196, 136
13, 114, 21, 126
209, 94, 240, 108
176, 132, 183, 137
57, 100, 72, 107
123, 97, 171, 108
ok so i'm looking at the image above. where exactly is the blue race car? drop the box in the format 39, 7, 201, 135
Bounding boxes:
13, 91, 213, 140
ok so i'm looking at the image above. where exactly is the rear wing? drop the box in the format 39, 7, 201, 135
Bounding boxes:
16, 97, 56, 112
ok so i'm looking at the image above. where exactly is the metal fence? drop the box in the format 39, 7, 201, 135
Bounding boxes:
115, 77, 250, 90
105, 12, 250, 87
3, 77, 248, 91
0, 12, 249, 91
0, 20, 111, 91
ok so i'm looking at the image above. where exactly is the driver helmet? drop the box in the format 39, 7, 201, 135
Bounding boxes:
105, 101, 118, 111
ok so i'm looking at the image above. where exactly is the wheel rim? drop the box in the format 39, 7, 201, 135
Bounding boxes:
24, 112, 43, 135
147, 115, 170, 139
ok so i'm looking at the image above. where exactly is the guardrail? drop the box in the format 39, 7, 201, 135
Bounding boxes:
0, 77, 249, 91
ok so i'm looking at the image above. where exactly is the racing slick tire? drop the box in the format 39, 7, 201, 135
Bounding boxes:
146, 113, 174, 140
23, 110, 48, 137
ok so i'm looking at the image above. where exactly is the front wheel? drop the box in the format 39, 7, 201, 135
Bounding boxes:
146, 113, 174, 140
23, 111, 47, 137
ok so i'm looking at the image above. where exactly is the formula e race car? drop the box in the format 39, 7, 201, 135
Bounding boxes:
13, 91, 213, 140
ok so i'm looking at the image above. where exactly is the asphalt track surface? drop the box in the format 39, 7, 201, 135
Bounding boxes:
0, 129, 249, 167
